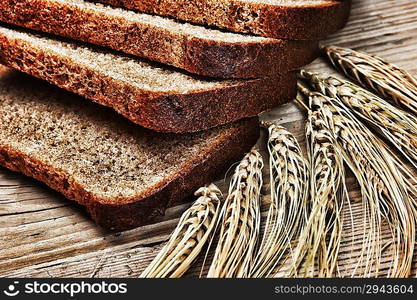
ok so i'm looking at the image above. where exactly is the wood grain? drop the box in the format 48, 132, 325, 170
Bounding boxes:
1, 0, 417, 277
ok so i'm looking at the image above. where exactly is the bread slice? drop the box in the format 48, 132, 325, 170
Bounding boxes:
0, 66, 259, 230
0, 25, 296, 133
87, 0, 352, 40
0, 0, 319, 79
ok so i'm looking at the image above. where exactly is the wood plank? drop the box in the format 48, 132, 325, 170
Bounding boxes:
1, 0, 417, 277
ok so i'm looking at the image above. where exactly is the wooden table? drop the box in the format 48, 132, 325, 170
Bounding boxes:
1, 0, 417, 277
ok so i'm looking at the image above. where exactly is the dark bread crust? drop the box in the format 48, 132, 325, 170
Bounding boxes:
0, 0, 319, 78
0, 113, 260, 231
0, 28, 296, 133
91, 0, 352, 40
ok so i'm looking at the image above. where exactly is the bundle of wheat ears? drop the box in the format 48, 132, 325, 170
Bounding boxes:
297, 81, 416, 277
141, 46, 417, 278
299, 70, 417, 170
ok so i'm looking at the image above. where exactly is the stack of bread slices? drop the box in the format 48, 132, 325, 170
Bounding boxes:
0, 0, 351, 230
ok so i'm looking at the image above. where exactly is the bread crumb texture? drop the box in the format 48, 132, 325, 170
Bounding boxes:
0, 69, 245, 202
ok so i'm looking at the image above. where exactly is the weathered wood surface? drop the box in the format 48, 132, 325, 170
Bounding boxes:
1, 0, 417, 277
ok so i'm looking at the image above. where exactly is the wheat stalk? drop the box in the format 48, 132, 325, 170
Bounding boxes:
250, 122, 309, 278
207, 149, 263, 278
299, 70, 417, 171
288, 109, 347, 277
140, 184, 222, 278
297, 79, 416, 277
324, 45, 417, 115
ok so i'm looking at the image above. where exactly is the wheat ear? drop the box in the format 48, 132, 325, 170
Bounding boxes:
207, 149, 263, 278
324, 45, 417, 115
140, 184, 222, 278
288, 109, 347, 277
298, 79, 415, 277
250, 123, 309, 278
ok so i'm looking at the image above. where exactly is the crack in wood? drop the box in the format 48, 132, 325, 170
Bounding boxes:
0, 204, 72, 217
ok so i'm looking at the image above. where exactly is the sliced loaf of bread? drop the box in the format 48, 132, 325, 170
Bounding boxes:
88, 0, 352, 40
0, 66, 259, 230
0, 0, 319, 78
0, 25, 296, 133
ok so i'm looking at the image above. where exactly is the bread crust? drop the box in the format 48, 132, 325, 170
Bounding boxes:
0, 117, 259, 230
90, 0, 352, 40
0, 29, 296, 133
0, 0, 319, 78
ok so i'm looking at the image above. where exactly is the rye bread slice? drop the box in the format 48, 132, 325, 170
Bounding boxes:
88, 0, 352, 40
0, 66, 260, 230
0, 25, 296, 133
0, 0, 319, 78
